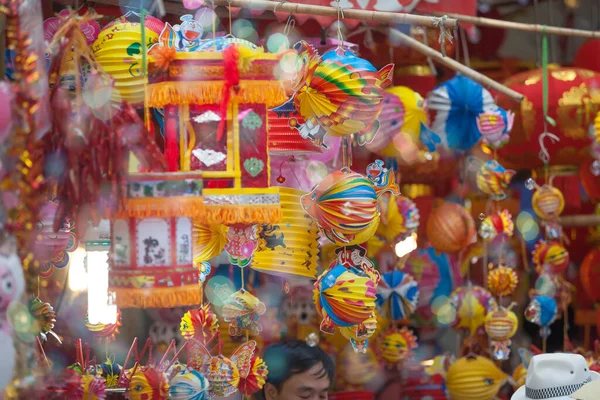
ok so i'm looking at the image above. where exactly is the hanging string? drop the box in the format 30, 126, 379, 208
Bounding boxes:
227, 0, 233, 36
540, 26, 558, 184
459, 26, 471, 69
241, 267, 245, 289
335, 0, 345, 49
432, 15, 453, 57
211, 0, 216, 47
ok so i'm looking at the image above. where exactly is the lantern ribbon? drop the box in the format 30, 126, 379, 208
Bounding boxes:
541, 26, 556, 128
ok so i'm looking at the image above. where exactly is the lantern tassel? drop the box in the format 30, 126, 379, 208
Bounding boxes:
219, 45, 241, 142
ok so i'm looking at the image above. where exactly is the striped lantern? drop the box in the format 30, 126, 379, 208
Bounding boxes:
268, 101, 321, 155
485, 308, 518, 341
532, 184, 565, 220
426, 201, 476, 254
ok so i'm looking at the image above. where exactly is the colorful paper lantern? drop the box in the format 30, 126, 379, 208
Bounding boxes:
525, 295, 558, 339
426, 201, 476, 254
92, 22, 160, 104
126, 366, 170, 400
476, 160, 515, 200
364, 91, 405, 155
95, 359, 122, 388
313, 264, 377, 335
487, 263, 519, 297
252, 188, 320, 279
222, 289, 266, 336
485, 305, 518, 360
339, 314, 378, 353
290, 41, 394, 146
377, 271, 420, 322
580, 248, 600, 303
496, 67, 600, 169
301, 166, 399, 246
477, 108, 514, 149
377, 326, 418, 366
428, 75, 500, 152
532, 240, 569, 275
479, 209, 514, 241
180, 304, 219, 343
109, 214, 201, 308
192, 223, 227, 264
224, 224, 257, 268
267, 100, 321, 155
449, 285, 497, 336
369, 195, 420, 255
237, 356, 268, 396
81, 375, 106, 400
85, 309, 122, 343
532, 184, 565, 220
445, 356, 508, 400
168, 369, 210, 400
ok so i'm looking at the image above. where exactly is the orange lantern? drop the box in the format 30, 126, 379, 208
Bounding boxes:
426, 201, 475, 254
496, 67, 600, 170
580, 248, 600, 304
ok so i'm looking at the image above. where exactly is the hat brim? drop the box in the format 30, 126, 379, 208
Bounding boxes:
511, 372, 600, 400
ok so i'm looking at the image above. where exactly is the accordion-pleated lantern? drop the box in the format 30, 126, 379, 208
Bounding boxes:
252, 188, 319, 279
109, 216, 201, 308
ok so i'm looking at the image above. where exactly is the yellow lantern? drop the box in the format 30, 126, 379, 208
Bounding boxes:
92, 22, 159, 104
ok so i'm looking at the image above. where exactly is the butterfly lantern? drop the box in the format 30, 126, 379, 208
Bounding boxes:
187, 340, 268, 397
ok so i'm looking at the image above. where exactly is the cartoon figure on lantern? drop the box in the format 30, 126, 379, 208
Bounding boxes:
366, 160, 396, 189
477, 109, 514, 149
377, 326, 418, 367
290, 41, 394, 147
476, 160, 516, 200
225, 225, 257, 268
155, 14, 204, 52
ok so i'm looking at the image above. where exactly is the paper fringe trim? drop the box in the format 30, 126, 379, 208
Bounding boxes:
112, 285, 202, 308
113, 197, 207, 218
146, 81, 289, 108
204, 205, 281, 225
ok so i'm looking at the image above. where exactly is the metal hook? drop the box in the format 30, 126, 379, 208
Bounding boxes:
273, 0, 288, 13
538, 131, 560, 165
283, 14, 295, 37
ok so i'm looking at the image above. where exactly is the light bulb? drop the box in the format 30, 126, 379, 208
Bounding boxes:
395, 233, 418, 258
68, 246, 87, 292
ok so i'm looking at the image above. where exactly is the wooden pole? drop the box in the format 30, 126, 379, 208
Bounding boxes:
389, 28, 525, 102
433, 11, 600, 39
212, 0, 458, 28
558, 214, 600, 227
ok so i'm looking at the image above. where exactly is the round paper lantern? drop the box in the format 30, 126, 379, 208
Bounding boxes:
531, 184, 565, 220
445, 356, 508, 400
485, 306, 518, 360
426, 201, 476, 254
580, 248, 600, 303
376, 271, 420, 322
301, 168, 396, 246
580, 159, 600, 200
525, 295, 558, 339
532, 240, 569, 275
192, 223, 227, 264
169, 369, 210, 400
291, 41, 393, 145
92, 22, 160, 104
313, 264, 377, 334
574, 40, 600, 72
377, 326, 418, 366
252, 188, 319, 279
496, 67, 600, 169
364, 91, 405, 154
126, 366, 169, 400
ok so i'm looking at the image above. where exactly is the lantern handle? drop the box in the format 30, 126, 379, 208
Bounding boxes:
538, 131, 560, 165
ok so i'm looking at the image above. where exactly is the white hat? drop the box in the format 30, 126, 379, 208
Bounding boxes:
512, 353, 600, 400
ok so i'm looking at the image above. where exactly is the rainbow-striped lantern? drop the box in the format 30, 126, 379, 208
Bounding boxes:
484, 304, 518, 360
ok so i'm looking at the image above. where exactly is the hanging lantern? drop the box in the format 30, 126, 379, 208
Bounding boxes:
496, 67, 600, 169
267, 101, 321, 155
109, 178, 205, 309
426, 201, 476, 254
252, 188, 320, 279
531, 183, 565, 220
580, 248, 600, 303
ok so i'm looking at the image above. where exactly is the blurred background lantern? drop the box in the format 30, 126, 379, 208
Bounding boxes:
580, 248, 600, 304
426, 201, 476, 254
573, 40, 600, 73
496, 67, 600, 170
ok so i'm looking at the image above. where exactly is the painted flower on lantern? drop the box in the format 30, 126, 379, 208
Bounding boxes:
241, 110, 263, 131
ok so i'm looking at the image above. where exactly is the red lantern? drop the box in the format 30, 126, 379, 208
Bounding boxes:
574, 40, 600, 73
580, 248, 600, 304
580, 159, 600, 200
496, 67, 600, 170
426, 201, 476, 254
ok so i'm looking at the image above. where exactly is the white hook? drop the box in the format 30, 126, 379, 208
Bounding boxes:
538, 131, 560, 165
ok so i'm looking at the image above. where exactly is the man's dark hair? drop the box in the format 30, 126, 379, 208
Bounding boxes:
254, 339, 335, 400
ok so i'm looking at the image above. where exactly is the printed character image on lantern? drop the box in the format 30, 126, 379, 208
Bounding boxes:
155, 14, 204, 52
142, 237, 166, 265
258, 224, 286, 251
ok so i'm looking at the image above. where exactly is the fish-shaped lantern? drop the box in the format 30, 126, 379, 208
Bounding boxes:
222, 289, 266, 336
476, 160, 515, 200
479, 209, 514, 240
445, 356, 508, 400
290, 41, 394, 147
301, 164, 399, 246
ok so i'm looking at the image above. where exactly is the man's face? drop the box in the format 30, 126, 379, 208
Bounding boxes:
265, 363, 330, 400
